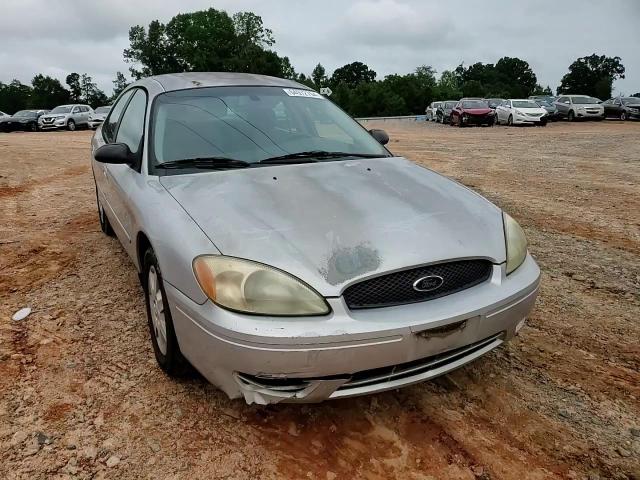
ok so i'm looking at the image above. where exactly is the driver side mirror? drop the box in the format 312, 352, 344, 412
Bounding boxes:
94, 143, 135, 165
369, 129, 389, 145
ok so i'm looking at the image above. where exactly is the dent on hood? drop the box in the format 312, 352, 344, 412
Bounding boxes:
320, 242, 381, 286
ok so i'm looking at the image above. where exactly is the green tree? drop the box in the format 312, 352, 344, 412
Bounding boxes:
311, 63, 328, 90
30, 75, 70, 108
330, 62, 376, 88
79, 74, 108, 107
111, 72, 129, 100
557, 54, 625, 99
436, 70, 462, 100
66, 73, 82, 102
0, 80, 32, 113
632, 92, 640, 98
124, 8, 292, 79
494, 57, 537, 97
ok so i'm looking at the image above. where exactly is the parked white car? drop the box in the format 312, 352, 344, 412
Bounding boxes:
426, 101, 442, 121
39, 104, 94, 131
88, 106, 111, 129
495, 99, 548, 126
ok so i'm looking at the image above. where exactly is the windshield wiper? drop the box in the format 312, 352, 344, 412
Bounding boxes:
155, 157, 251, 170
258, 151, 386, 164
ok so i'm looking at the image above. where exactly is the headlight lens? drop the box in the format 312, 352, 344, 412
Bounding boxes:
193, 256, 330, 316
503, 213, 527, 274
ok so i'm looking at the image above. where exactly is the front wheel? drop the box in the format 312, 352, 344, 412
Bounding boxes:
620, 111, 628, 121
567, 110, 575, 122
507, 115, 513, 126
143, 249, 190, 376
67, 120, 76, 131
96, 189, 114, 237
27, 122, 37, 132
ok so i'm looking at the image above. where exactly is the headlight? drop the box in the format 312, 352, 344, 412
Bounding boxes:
503, 213, 527, 275
193, 256, 330, 316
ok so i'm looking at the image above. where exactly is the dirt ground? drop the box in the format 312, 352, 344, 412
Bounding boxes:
0, 120, 639, 480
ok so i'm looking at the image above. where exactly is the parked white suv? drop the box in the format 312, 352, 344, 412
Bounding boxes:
39, 104, 94, 131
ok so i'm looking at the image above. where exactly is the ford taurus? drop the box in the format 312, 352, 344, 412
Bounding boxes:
91, 72, 540, 404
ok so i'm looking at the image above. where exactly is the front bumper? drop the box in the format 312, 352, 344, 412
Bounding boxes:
461, 114, 494, 125
575, 109, 605, 119
88, 120, 104, 129
166, 254, 540, 404
513, 114, 547, 125
39, 120, 67, 130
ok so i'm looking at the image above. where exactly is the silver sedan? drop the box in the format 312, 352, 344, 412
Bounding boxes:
91, 72, 540, 404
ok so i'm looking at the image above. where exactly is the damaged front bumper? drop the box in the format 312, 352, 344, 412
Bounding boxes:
166, 254, 540, 405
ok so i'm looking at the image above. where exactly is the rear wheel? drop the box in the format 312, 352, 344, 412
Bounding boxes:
567, 110, 575, 122
143, 249, 190, 377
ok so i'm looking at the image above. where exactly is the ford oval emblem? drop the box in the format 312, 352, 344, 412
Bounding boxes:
413, 275, 444, 292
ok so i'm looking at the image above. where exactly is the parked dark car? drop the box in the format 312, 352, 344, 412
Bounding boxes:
436, 100, 458, 124
530, 98, 560, 121
602, 97, 640, 120
450, 100, 495, 127
0, 110, 48, 132
485, 98, 505, 110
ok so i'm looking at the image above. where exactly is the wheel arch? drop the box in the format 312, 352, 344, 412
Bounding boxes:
136, 231, 153, 278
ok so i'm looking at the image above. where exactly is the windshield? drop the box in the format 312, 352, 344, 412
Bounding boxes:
536, 100, 553, 107
444, 101, 457, 109
14, 110, 36, 118
51, 106, 72, 114
95, 106, 111, 114
461, 100, 488, 109
151, 86, 388, 167
571, 96, 598, 105
512, 100, 540, 109
622, 97, 639, 105
486, 99, 503, 108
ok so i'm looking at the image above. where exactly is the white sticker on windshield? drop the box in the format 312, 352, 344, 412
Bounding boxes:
282, 88, 323, 99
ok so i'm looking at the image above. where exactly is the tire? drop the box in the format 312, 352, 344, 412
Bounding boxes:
458, 117, 464, 128
143, 248, 190, 377
567, 110, 575, 122
507, 115, 513, 126
67, 120, 76, 131
27, 122, 37, 132
620, 111, 628, 121
96, 188, 115, 237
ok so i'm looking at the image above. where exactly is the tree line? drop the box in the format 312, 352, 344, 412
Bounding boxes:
1, 7, 637, 116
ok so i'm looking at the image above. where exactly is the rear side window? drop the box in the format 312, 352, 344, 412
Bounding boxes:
115, 89, 147, 155
103, 90, 135, 142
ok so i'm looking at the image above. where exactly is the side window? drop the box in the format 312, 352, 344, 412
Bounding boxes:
103, 90, 135, 142
71, 107, 79, 114
115, 89, 147, 156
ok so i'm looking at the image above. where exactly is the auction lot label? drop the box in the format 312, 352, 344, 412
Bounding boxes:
282, 88, 323, 99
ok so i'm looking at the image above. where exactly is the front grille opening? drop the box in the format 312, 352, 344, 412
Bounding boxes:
337, 333, 503, 391
343, 259, 492, 309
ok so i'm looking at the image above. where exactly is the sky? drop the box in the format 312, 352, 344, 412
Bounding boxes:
1, 0, 639, 97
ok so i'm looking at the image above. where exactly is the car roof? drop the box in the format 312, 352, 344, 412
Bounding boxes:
138, 72, 311, 92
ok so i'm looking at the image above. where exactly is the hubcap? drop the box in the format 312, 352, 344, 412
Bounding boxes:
148, 266, 167, 355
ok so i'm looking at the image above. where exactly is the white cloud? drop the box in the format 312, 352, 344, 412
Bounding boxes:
0, 0, 638, 96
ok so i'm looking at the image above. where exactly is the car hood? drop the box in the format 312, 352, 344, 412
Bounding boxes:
160, 157, 506, 296
462, 108, 492, 115
516, 107, 547, 114
1, 116, 29, 122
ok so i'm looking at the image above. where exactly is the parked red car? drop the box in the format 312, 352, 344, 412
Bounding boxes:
450, 99, 495, 127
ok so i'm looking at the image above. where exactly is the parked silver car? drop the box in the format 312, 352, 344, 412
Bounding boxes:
554, 95, 605, 121
39, 104, 93, 131
91, 72, 540, 405
88, 106, 111, 129
426, 101, 442, 121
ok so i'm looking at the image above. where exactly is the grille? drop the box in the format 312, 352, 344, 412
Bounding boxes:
343, 259, 492, 309
336, 332, 503, 392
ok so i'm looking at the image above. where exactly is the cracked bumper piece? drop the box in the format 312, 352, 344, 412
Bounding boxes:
166, 254, 540, 404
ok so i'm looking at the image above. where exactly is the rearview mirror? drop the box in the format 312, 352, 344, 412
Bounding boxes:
94, 143, 134, 165
369, 129, 389, 145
